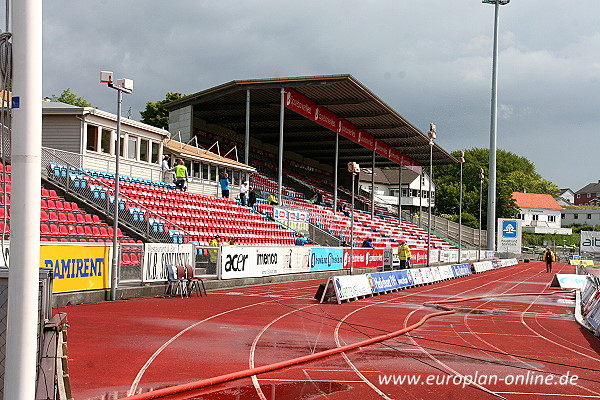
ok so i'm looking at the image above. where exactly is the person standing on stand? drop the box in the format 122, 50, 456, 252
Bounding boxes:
220, 172, 230, 198
543, 247, 555, 273
239, 180, 249, 206
174, 159, 188, 191
397, 241, 412, 269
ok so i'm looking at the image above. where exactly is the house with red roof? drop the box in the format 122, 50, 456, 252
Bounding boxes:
512, 192, 572, 235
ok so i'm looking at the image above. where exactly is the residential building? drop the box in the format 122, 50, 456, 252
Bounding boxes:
512, 192, 572, 235
574, 181, 600, 206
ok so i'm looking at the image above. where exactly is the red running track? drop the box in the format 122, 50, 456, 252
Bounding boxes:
61, 261, 600, 400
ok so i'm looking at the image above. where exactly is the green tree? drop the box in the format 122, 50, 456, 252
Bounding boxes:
140, 92, 185, 129
50, 88, 92, 107
432, 148, 558, 229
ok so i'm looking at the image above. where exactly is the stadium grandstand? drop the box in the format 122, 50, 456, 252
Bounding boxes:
1, 75, 485, 275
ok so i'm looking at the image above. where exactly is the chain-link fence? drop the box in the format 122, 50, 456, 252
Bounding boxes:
0, 268, 53, 399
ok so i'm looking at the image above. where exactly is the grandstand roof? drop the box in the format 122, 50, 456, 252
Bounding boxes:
165, 74, 457, 169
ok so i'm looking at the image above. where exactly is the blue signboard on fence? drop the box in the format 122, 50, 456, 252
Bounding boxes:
310, 248, 343, 271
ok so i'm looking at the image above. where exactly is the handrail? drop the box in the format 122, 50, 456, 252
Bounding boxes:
41, 148, 192, 244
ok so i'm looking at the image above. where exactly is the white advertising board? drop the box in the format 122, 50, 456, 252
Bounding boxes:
143, 243, 194, 282
497, 218, 522, 253
581, 231, 600, 253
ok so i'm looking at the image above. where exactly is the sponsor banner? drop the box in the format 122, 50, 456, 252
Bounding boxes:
284, 90, 421, 170
273, 207, 311, 222
581, 231, 600, 253
334, 274, 373, 300
492, 260, 502, 269
448, 250, 459, 264
310, 247, 344, 271
374, 140, 391, 159
337, 119, 360, 141
41, 244, 111, 293
284, 247, 311, 273
314, 105, 338, 132
420, 268, 434, 284
451, 263, 473, 277
485, 251, 495, 259
220, 246, 311, 279
142, 243, 195, 282
342, 248, 384, 269
284, 88, 315, 120
569, 259, 594, 266
429, 249, 440, 264
473, 260, 493, 273
367, 270, 415, 293
411, 249, 428, 265
411, 268, 423, 285
221, 246, 281, 279
440, 250, 451, 263
383, 248, 393, 269
438, 265, 454, 280
357, 130, 376, 151
551, 274, 589, 290
498, 218, 522, 253
430, 267, 442, 282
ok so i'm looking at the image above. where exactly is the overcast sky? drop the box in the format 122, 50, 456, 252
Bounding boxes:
42, 1, 599, 192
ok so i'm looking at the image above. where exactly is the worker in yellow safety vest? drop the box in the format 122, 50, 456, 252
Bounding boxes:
397, 241, 412, 270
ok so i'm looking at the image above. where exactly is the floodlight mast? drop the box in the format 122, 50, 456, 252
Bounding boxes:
101, 71, 133, 301
483, 0, 510, 252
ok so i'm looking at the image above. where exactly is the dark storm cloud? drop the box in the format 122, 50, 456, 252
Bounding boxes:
42, 0, 600, 191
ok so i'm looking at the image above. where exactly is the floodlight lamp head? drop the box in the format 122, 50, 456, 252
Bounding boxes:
459, 151, 465, 163
348, 162, 360, 174
427, 123, 436, 140
100, 71, 113, 84
482, 0, 510, 5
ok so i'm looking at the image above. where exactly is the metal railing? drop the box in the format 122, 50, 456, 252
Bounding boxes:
41, 148, 192, 245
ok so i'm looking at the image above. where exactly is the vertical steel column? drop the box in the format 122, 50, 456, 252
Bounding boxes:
277, 88, 284, 204
350, 172, 355, 274
333, 132, 339, 213
5, 0, 42, 397
419, 170, 423, 227
111, 90, 122, 301
427, 142, 433, 267
245, 89, 250, 173
458, 153, 464, 262
371, 149, 375, 220
398, 167, 403, 227
487, 0, 502, 251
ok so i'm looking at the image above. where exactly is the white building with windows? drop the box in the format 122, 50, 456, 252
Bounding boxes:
41, 102, 254, 196
512, 192, 572, 235
561, 209, 600, 228
358, 167, 434, 213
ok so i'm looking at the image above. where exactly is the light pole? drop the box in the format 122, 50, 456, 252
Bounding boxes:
101, 71, 133, 301
458, 151, 465, 262
483, 0, 510, 251
348, 162, 360, 274
478, 168, 485, 261
426, 123, 436, 267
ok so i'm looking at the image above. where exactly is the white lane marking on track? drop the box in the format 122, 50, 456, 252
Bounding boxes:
249, 304, 318, 400
398, 265, 542, 399
327, 265, 527, 399
127, 283, 315, 396
256, 378, 365, 383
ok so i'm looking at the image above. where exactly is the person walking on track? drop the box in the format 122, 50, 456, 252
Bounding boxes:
543, 247, 555, 273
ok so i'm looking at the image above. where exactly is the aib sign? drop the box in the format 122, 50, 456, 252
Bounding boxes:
497, 218, 522, 253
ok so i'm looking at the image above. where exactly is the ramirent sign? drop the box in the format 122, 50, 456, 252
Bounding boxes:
284, 88, 421, 171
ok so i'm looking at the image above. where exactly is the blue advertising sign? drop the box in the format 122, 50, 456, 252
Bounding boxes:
310, 248, 343, 271
366, 270, 415, 293
451, 263, 472, 277
502, 220, 518, 238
